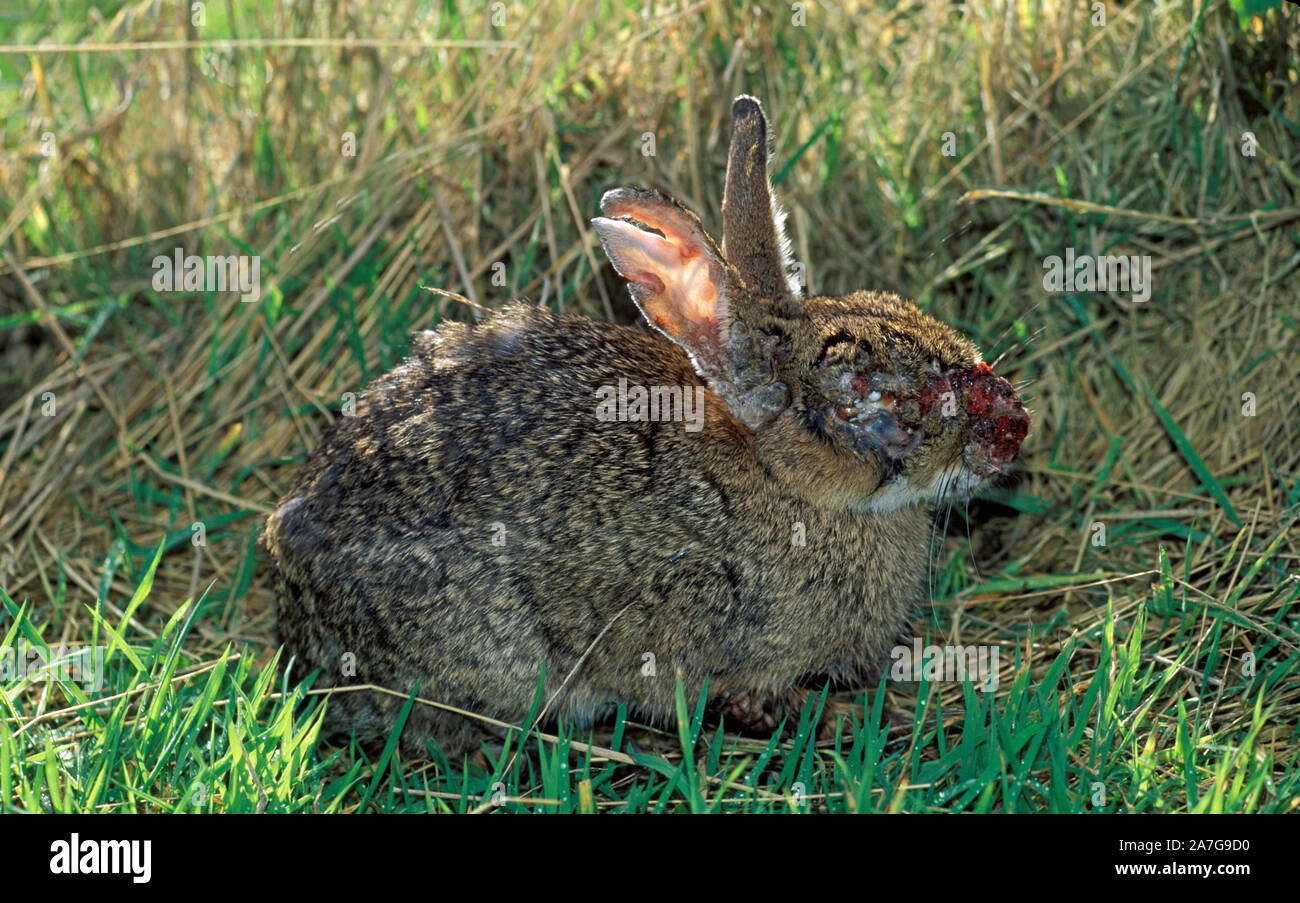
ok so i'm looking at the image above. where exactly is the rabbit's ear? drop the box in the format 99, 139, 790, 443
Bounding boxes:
722, 95, 798, 303
594, 186, 791, 431
593, 187, 737, 376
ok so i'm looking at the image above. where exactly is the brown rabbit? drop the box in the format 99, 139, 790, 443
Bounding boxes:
265, 96, 1029, 758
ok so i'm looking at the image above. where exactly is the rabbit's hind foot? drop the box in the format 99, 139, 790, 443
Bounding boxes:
716, 690, 862, 742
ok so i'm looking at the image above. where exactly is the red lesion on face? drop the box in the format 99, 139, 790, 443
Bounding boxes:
963, 364, 998, 418
918, 360, 1030, 476
918, 377, 947, 418
970, 406, 1029, 470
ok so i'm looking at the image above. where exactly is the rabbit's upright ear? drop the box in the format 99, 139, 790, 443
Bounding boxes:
723, 96, 798, 303
593, 187, 789, 430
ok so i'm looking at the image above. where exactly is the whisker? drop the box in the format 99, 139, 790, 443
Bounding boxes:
927, 478, 943, 607
935, 477, 957, 604
985, 311, 1047, 371
963, 495, 982, 582
927, 467, 958, 609
986, 302, 1041, 348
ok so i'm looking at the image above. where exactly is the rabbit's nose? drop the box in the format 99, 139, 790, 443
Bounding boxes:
959, 362, 1024, 419
953, 362, 1029, 473
919, 361, 1028, 475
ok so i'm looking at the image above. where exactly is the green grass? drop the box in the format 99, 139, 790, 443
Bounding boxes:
1, 0, 1298, 812
3, 544, 1294, 812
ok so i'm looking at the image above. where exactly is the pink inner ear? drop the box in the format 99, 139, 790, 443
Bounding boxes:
625, 267, 666, 296
591, 216, 722, 343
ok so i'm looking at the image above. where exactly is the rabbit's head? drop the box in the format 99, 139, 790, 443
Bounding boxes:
592, 96, 1028, 514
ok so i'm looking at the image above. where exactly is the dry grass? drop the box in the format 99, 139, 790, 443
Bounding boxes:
1, 0, 1298, 811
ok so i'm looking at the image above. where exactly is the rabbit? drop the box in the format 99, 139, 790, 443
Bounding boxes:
264, 96, 1030, 758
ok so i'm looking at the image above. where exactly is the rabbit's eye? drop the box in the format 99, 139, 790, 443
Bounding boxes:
824, 370, 913, 421
836, 380, 894, 420
820, 369, 923, 461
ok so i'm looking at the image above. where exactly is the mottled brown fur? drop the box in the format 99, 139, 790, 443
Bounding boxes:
265, 96, 1027, 757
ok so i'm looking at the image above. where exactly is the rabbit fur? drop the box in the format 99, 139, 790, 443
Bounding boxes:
265, 96, 1029, 757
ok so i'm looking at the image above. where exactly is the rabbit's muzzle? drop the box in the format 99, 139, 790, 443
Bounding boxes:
921, 361, 1029, 477
826, 359, 1028, 475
